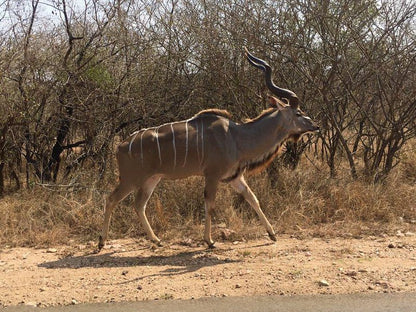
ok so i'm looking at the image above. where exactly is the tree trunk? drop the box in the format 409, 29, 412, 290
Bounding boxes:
44, 92, 73, 182
0, 162, 4, 197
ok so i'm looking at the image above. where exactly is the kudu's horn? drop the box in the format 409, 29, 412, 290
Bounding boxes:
245, 47, 299, 108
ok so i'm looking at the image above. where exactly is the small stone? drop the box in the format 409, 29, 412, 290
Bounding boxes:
220, 228, 236, 240
375, 281, 389, 289
405, 232, 415, 237
235, 284, 242, 289
106, 244, 121, 249
25, 302, 37, 307
180, 238, 194, 246
345, 271, 357, 277
318, 280, 329, 287
71, 299, 78, 305
121, 270, 128, 276
47, 248, 58, 253
388, 243, 395, 248
137, 285, 143, 290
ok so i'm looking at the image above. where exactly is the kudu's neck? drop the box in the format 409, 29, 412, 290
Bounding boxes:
235, 110, 288, 161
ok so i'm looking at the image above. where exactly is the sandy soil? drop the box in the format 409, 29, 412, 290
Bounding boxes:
1, 234, 415, 307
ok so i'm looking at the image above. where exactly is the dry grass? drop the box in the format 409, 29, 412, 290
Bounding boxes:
0, 150, 415, 247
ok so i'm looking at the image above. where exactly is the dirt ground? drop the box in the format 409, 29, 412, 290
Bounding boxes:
1, 233, 415, 308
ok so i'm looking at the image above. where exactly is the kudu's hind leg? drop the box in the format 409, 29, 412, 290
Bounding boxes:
203, 178, 219, 248
133, 175, 161, 245
231, 176, 276, 241
98, 182, 133, 251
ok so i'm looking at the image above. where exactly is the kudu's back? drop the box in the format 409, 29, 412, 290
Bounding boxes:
116, 110, 238, 183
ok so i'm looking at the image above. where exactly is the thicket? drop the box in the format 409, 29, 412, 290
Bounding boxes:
0, 0, 415, 245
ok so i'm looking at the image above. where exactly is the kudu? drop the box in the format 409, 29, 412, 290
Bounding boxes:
98, 49, 319, 251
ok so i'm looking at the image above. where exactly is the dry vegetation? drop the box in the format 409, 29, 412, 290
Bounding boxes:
1, 143, 415, 247
0, 0, 415, 247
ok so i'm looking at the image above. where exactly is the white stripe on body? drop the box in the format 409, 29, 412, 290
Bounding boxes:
131, 118, 195, 169
155, 126, 162, 166
182, 120, 189, 167
200, 120, 204, 166
128, 130, 140, 157
154, 119, 191, 168
171, 123, 176, 169
196, 121, 200, 164
140, 129, 147, 166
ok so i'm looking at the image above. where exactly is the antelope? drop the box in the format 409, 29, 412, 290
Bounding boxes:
98, 49, 319, 251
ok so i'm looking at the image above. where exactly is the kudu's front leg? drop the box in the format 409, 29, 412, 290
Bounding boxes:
98, 182, 133, 251
133, 176, 162, 246
203, 178, 219, 248
230, 176, 276, 241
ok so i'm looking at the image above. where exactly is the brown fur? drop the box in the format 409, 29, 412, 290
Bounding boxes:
246, 144, 283, 176
195, 109, 232, 119
268, 96, 288, 107
196, 106, 281, 126
222, 142, 283, 183
244, 108, 276, 123
98, 51, 319, 252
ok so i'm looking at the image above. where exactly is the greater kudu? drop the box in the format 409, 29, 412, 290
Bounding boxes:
98, 49, 319, 250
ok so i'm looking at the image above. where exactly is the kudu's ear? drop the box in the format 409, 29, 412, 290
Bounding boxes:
268, 96, 286, 110
289, 97, 299, 110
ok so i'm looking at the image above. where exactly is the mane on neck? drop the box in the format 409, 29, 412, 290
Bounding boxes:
243, 108, 277, 124
195, 109, 232, 119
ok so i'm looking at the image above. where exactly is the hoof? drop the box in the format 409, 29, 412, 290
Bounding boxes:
207, 242, 216, 249
97, 236, 105, 251
268, 232, 277, 242
155, 240, 163, 247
